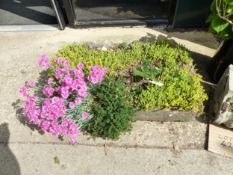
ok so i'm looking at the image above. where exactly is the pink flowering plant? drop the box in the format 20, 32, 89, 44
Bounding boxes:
20, 55, 108, 143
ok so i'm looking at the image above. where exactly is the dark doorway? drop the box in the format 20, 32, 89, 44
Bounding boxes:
74, 0, 169, 20
69, 0, 171, 26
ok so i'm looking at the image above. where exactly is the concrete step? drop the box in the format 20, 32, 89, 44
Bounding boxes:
1, 143, 233, 175
1, 120, 207, 150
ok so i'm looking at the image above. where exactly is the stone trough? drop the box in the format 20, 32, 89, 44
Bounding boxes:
213, 65, 233, 128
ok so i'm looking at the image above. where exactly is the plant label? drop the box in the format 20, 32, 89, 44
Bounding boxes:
208, 124, 233, 158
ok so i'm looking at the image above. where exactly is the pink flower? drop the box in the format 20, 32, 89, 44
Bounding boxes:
69, 102, 75, 109
22, 95, 40, 124
71, 79, 78, 90
63, 75, 73, 86
71, 69, 84, 78
48, 78, 53, 85
37, 54, 51, 69
27, 80, 36, 87
30, 115, 41, 125
40, 121, 50, 132
49, 122, 59, 136
55, 86, 60, 94
55, 57, 63, 64
81, 112, 89, 120
77, 88, 87, 97
67, 121, 79, 135
63, 60, 70, 67
75, 97, 82, 105
77, 63, 84, 70
61, 86, 70, 99
88, 65, 108, 84
41, 97, 66, 120
19, 86, 28, 96
69, 136, 77, 144
60, 119, 69, 134
51, 97, 66, 116
55, 66, 64, 79
42, 86, 54, 97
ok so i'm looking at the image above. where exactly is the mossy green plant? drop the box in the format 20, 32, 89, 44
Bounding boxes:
53, 40, 208, 113
83, 77, 134, 139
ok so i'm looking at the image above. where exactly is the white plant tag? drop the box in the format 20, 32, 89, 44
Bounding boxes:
148, 80, 164, 87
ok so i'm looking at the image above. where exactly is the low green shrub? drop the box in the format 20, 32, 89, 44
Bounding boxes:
83, 78, 134, 139
53, 41, 208, 113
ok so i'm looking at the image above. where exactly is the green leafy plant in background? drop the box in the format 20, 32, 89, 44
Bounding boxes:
53, 41, 208, 113
133, 58, 160, 80
207, 0, 233, 39
83, 78, 134, 139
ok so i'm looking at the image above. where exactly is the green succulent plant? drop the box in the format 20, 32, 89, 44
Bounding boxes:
52, 41, 207, 113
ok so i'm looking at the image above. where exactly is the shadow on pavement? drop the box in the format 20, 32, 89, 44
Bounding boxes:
153, 28, 220, 50
0, 123, 21, 175
12, 99, 44, 134
0, 0, 56, 25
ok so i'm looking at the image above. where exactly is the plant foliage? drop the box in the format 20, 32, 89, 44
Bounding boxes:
56, 43, 142, 76
54, 41, 208, 113
207, 0, 233, 39
134, 69, 207, 112
83, 78, 134, 139
133, 58, 160, 80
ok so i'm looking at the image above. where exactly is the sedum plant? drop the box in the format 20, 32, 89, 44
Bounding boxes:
84, 77, 134, 139
134, 69, 207, 112
20, 55, 108, 143
54, 41, 208, 113
55, 42, 143, 76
